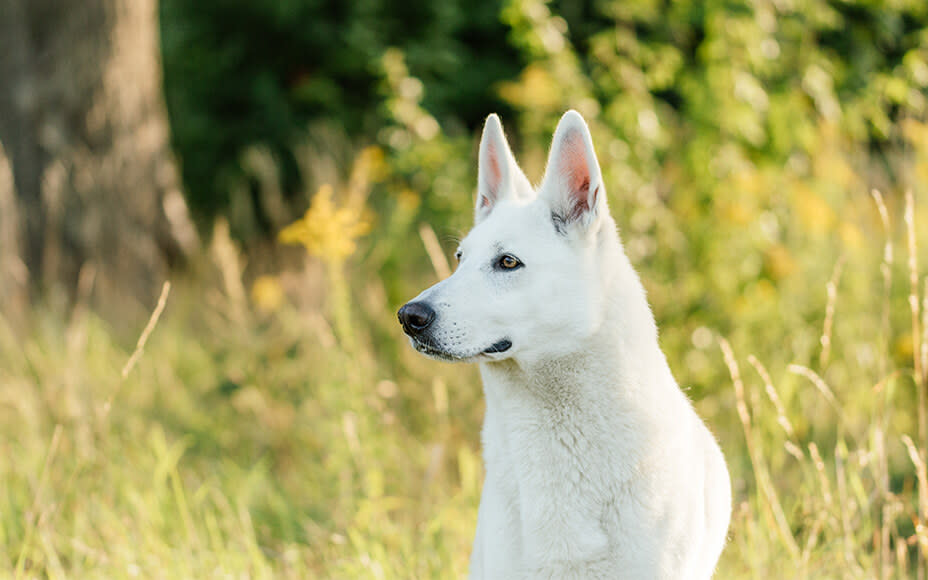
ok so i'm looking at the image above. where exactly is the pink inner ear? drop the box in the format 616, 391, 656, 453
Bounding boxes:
484, 143, 501, 195
478, 141, 504, 212
558, 131, 594, 219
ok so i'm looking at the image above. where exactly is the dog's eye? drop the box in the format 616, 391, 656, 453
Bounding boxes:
496, 254, 523, 270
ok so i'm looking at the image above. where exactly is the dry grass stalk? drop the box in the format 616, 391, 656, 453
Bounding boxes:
871, 189, 893, 377
883, 501, 903, 580
799, 511, 826, 570
902, 434, 928, 561
819, 257, 845, 369
808, 442, 832, 507
418, 223, 451, 280
346, 146, 381, 209
871, 188, 894, 578
875, 421, 891, 580
100, 281, 172, 421
898, 537, 910, 578
834, 441, 861, 574
906, 191, 928, 576
211, 218, 247, 319
342, 412, 362, 458
719, 336, 801, 563
906, 191, 923, 392
923, 281, 928, 390
748, 355, 798, 442
783, 441, 804, 462
14, 424, 63, 578
65, 263, 98, 357
788, 364, 843, 419
121, 281, 172, 380
0, 143, 28, 318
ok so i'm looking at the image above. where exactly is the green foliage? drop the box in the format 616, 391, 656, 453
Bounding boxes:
159, 0, 521, 230
492, 0, 928, 400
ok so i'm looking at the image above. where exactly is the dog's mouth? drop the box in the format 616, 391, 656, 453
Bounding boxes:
483, 339, 512, 354
411, 338, 463, 361
411, 337, 512, 361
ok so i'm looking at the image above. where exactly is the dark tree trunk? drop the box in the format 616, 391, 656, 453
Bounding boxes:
0, 0, 197, 316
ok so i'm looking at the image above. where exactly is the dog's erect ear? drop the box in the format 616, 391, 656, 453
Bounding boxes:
476, 114, 519, 222
540, 110, 605, 231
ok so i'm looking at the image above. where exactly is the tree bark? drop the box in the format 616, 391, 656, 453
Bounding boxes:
0, 0, 197, 316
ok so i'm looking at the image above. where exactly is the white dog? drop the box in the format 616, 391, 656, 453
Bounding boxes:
398, 111, 731, 579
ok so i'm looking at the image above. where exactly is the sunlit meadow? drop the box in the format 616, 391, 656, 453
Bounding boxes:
5, 3, 928, 573
3, 112, 928, 578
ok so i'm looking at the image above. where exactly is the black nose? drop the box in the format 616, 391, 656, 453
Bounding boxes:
398, 302, 436, 335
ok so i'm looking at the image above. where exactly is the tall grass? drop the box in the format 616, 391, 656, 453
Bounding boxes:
1, 158, 927, 578
716, 190, 927, 579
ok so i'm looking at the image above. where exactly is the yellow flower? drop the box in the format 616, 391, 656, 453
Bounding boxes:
765, 244, 796, 280
792, 184, 835, 236
346, 145, 387, 204
357, 145, 387, 184
251, 275, 285, 313
396, 188, 421, 213
720, 200, 753, 225
499, 64, 562, 111
278, 184, 371, 264
839, 222, 863, 250
894, 332, 914, 364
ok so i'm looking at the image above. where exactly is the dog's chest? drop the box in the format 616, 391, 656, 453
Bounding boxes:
480, 383, 641, 564
483, 371, 639, 487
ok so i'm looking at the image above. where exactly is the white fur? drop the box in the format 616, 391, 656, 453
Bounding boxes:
401, 111, 731, 579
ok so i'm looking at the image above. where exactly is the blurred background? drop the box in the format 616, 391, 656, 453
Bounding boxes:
2, 0, 928, 577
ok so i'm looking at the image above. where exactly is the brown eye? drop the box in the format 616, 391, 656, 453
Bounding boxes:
496, 254, 523, 270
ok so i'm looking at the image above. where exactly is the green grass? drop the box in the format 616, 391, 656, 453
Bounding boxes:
2, 186, 928, 579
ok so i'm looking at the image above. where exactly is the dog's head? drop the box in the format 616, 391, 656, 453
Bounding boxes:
398, 110, 616, 364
